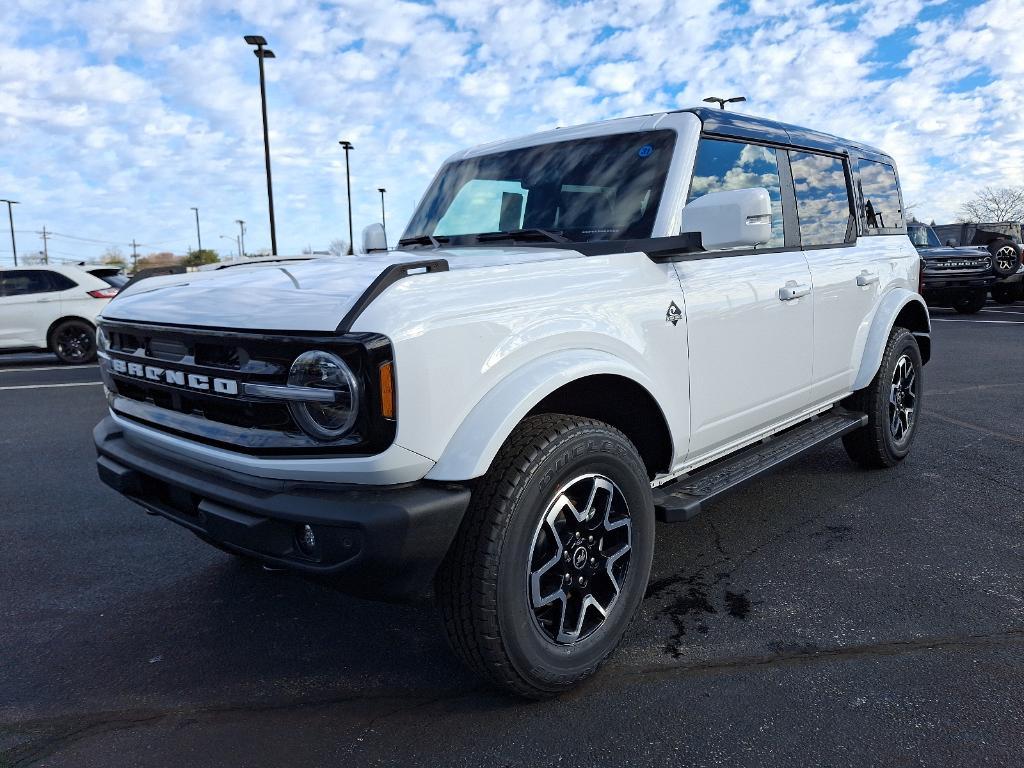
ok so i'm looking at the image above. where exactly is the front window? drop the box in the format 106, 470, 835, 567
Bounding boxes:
401, 130, 676, 245
908, 224, 940, 248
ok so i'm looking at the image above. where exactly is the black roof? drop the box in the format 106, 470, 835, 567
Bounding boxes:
680, 107, 893, 164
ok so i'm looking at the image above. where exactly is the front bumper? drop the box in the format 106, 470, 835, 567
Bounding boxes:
94, 416, 471, 601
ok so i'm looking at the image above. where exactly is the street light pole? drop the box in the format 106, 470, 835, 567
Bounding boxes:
338, 140, 354, 255
220, 235, 242, 259
702, 95, 747, 110
1, 199, 18, 266
235, 219, 246, 257
378, 187, 387, 236
244, 35, 278, 256
190, 207, 202, 256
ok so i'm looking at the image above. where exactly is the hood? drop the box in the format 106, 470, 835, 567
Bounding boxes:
101, 247, 583, 332
917, 245, 990, 262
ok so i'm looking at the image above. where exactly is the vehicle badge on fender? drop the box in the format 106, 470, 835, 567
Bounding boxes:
666, 301, 682, 326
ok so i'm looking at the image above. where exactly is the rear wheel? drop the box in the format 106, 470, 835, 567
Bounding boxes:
952, 290, 986, 314
436, 414, 654, 698
842, 327, 923, 468
50, 319, 96, 364
991, 284, 1021, 305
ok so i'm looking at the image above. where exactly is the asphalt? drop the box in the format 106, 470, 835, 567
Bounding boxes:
1, 305, 1022, 767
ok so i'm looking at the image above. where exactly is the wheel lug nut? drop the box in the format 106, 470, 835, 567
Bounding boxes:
564, 572, 572, 584
588, 535, 594, 544
577, 576, 585, 586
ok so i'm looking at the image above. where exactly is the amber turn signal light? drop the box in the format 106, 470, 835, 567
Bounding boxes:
379, 361, 395, 419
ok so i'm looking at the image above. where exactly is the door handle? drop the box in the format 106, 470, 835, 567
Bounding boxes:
779, 281, 811, 301
856, 271, 879, 287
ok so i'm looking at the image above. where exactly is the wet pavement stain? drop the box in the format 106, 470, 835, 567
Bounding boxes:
724, 590, 752, 619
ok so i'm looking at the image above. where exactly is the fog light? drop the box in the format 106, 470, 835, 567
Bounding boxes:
297, 524, 317, 555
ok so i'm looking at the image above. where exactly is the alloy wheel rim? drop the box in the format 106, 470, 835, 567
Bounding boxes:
526, 473, 632, 645
888, 354, 917, 443
56, 327, 93, 361
995, 246, 1017, 272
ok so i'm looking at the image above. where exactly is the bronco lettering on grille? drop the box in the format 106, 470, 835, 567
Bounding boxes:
109, 358, 239, 395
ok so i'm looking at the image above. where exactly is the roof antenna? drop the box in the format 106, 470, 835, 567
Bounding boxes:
703, 96, 747, 110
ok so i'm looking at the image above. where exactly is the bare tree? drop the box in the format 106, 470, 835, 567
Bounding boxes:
957, 186, 1024, 223
101, 246, 126, 266
328, 238, 349, 257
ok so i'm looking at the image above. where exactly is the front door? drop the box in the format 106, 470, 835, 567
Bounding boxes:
677, 137, 814, 459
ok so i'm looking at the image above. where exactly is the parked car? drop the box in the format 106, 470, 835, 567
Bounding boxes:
0, 265, 118, 363
908, 221, 1005, 313
94, 107, 929, 697
932, 221, 1023, 304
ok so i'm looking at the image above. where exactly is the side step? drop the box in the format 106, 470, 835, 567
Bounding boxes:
652, 409, 867, 523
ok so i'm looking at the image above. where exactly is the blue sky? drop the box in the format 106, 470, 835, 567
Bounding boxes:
0, 0, 1021, 265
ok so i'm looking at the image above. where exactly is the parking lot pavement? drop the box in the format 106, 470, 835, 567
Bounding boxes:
1, 309, 1022, 768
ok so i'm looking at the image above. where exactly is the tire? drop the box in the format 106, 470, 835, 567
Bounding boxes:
991, 284, 1021, 305
436, 414, 655, 698
952, 290, 987, 314
50, 319, 97, 364
988, 239, 1021, 278
842, 327, 923, 469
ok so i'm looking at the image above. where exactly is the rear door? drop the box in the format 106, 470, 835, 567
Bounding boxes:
0, 269, 68, 348
789, 151, 882, 401
677, 137, 815, 458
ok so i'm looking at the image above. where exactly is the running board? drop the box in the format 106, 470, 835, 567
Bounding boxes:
652, 409, 867, 523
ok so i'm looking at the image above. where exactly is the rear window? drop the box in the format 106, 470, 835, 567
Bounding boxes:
858, 159, 904, 230
789, 152, 854, 247
100, 274, 129, 288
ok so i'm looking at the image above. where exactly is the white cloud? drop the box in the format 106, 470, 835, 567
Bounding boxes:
0, 0, 1020, 264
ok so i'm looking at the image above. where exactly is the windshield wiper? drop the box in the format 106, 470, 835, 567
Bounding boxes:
398, 234, 448, 248
474, 228, 568, 244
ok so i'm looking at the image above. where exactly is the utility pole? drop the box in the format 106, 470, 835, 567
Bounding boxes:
244, 36, 278, 256
39, 226, 49, 263
1, 199, 18, 266
339, 140, 354, 254
235, 219, 246, 257
378, 187, 387, 236
131, 239, 139, 272
190, 207, 202, 256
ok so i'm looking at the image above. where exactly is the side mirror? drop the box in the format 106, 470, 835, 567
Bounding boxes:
362, 223, 388, 253
681, 187, 772, 250
945, 239, 957, 247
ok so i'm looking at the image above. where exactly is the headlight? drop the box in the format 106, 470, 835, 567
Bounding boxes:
96, 326, 109, 353
286, 350, 360, 440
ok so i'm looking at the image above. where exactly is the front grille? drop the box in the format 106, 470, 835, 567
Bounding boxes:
99, 321, 395, 456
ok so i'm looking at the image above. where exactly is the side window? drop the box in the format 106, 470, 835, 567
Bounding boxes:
857, 159, 903, 230
688, 138, 785, 247
789, 152, 854, 247
0, 270, 68, 296
47, 272, 78, 291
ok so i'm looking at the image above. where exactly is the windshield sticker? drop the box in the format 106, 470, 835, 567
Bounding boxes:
638, 144, 653, 158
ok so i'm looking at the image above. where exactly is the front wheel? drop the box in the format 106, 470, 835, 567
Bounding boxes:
952, 290, 986, 314
842, 327, 923, 468
436, 414, 654, 698
50, 319, 97, 364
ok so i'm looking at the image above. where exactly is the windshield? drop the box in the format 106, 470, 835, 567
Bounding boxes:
907, 224, 940, 248
401, 130, 676, 245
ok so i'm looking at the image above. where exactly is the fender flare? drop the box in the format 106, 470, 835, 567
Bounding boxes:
852, 289, 930, 391
424, 349, 670, 482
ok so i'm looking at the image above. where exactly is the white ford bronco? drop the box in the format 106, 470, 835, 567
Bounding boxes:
94, 107, 929, 697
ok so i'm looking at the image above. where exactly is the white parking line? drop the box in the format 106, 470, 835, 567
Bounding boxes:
931, 318, 1024, 324
0, 365, 99, 373
0, 382, 104, 391
980, 309, 1024, 316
